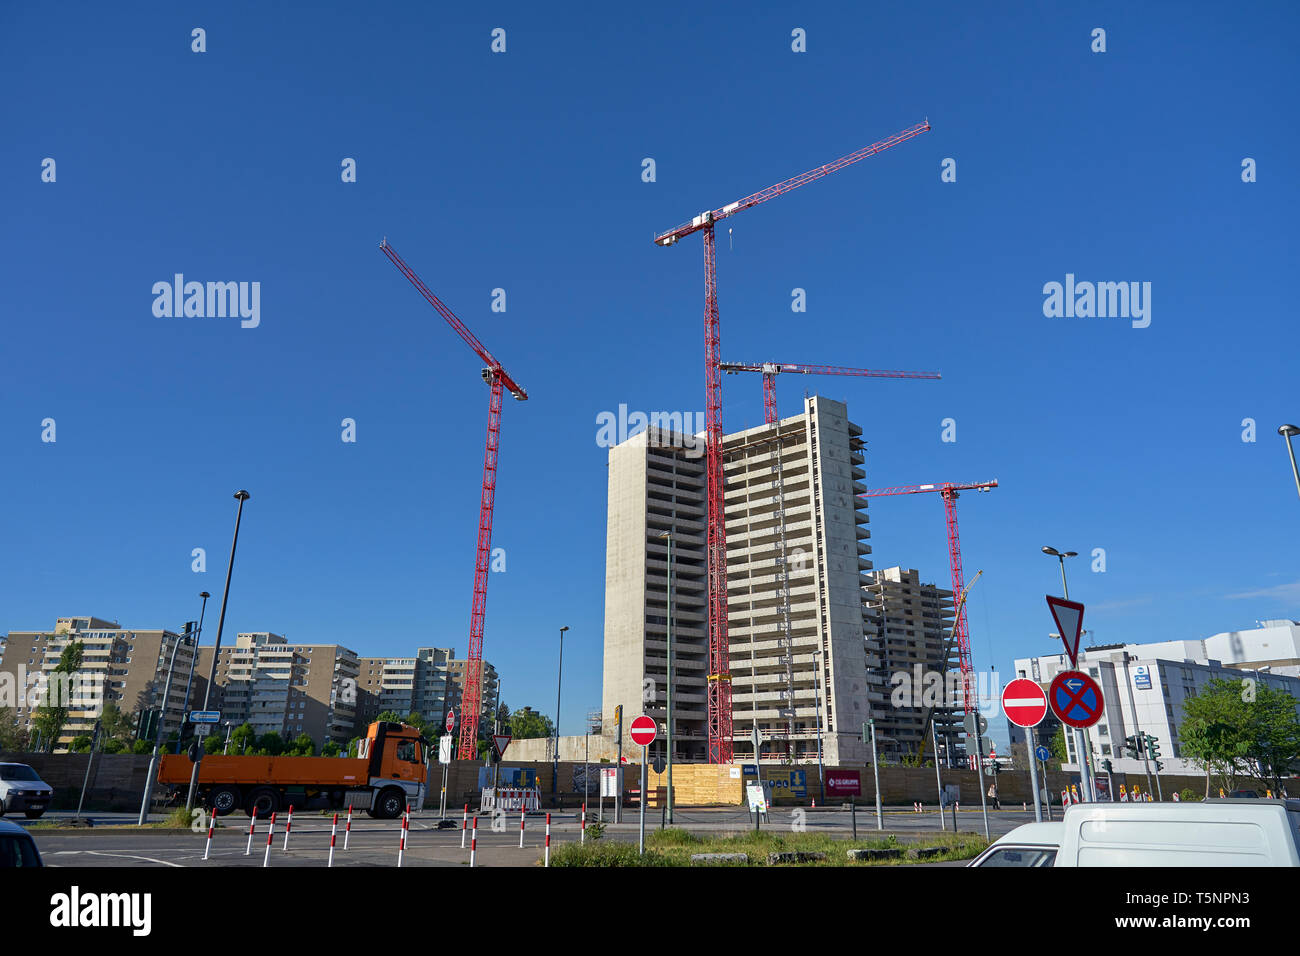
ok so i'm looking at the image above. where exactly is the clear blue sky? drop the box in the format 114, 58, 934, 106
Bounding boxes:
2, 3, 1297, 737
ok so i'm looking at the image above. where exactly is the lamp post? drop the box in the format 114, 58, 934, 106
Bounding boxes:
186, 490, 250, 813
812, 648, 826, 804
553, 625, 568, 798
176, 591, 209, 754
1279, 425, 1300, 500
1041, 546, 1095, 803
658, 530, 675, 824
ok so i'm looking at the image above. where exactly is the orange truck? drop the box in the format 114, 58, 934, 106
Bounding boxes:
157, 721, 428, 819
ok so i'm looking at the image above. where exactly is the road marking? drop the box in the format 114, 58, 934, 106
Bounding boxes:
68, 849, 185, 867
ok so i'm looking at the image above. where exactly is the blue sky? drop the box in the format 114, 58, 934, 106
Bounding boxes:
2, 2, 1297, 737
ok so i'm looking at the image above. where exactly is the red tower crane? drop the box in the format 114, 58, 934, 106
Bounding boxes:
858, 480, 997, 716
654, 121, 931, 762
719, 361, 941, 424
379, 239, 528, 760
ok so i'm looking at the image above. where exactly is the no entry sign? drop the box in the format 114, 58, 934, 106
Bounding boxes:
630, 714, 657, 747
1049, 671, 1104, 728
1001, 678, 1048, 728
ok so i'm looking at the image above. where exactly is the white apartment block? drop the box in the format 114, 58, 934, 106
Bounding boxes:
603, 396, 880, 764
1, 616, 197, 749
204, 633, 360, 746
356, 647, 454, 728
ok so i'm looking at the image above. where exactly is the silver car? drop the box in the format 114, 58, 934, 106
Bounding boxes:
0, 763, 54, 819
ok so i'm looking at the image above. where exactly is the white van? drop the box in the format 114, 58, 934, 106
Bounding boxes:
969, 799, 1300, 867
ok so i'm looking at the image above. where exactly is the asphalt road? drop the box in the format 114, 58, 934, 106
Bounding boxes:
20, 805, 1036, 867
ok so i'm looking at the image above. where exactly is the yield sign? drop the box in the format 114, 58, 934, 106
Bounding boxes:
492, 733, 511, 757
1049, 671, 1104, 728
1047, 595, 1085, 666
1001, 678, 1048, 728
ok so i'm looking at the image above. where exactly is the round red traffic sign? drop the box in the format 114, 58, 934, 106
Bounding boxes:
630, 714, 657, 747
1049, 671, 1105, 729
1001, 678, 1048, 728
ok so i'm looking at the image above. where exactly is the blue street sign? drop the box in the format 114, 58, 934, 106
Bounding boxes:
189, 711, 220, 724
1035, 745, 1051, 762
742, 764, 759, 775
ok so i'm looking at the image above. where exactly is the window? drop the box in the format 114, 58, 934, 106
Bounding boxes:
975, 846, 1057, 868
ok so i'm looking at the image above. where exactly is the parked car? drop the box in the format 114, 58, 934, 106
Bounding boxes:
968, 799, 1300, 866
0, 818, 43, 867
967, 821, 1062, 867
0, 763, 55, 819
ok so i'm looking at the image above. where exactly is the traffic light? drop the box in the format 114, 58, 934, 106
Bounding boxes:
137, 708, 159, 742
1124, 735, 1141, 759
1101, 758, 1113, 774
1145, 735, 1161, 760
1154, 760, 1165, 772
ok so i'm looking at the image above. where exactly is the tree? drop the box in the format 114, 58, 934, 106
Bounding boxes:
101, 738, 125, 754
0, 707, 32, 752
203, 732, 223, 755
32, 639, 83, 751
375, 710, 404, 724
230, 722, 256, 754
69, 734, 92, 753
322, 740, 341, 757
1049, 725, 1068, 765
99, 700, 134, 747
131, 739, 153, 755
346, 736, 363, 758
1180, 679, 1254, 797
256, 732, 285, 756
289, 733, 316, 756
507, 707, 554, 740
1242, 684, 1300, 793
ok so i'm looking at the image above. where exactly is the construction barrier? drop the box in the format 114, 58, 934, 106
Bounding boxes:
480, 787, 540, 811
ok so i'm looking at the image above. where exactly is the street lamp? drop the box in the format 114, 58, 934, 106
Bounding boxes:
186, 490, 250, 812
1040, 545, 1094, 803
658, 529, 675, 824
553, 625, 568, 797
1279, 425, 1300, 500
812, 648, 826, 804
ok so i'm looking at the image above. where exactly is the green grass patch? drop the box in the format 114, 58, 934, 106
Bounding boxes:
551, 828, 986, 866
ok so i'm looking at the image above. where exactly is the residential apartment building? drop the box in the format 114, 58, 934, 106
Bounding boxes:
862, 567, 961, 759
602, 396, 881, 765
356, 647, 454, 728
0, 616, 203, 750
445, 658, 500, 730
1011, 639, 1300, 777
198, 633, 360, 747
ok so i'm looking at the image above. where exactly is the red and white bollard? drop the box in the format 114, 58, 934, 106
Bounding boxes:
461, 803, 469, 849
282, 804, 294, 851
328, 813, 339, 868
203, 814, 215, 860
544, 812, 551, 868
581, 802, 587, 844
469, 815, 478, 868
397, 805, 409, 867
344, 804, 353, 850
519, 808, 526, 849
245, 806, 258, 856
263, 812, 277, 868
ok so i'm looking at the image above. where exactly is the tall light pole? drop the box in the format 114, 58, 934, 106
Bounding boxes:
1279, 425, 1300, 500
186, 490, 250, 813
658, 530, 675, 824
1041, 546, 1094, 803
176, 591, 209, 754
812, 648, 826, 804
553, 625, 568, 797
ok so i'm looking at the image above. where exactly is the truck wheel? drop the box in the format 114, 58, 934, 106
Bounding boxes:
376, 787, 405, 820
209, 786, 240, 817
246, 788, 279, 818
